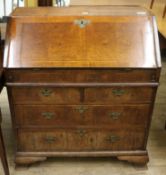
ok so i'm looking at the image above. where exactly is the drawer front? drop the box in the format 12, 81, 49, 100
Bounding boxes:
18, 130, 67, 151
14, 105, 150, 127
10, 86, 155, 105
14, 105, 94, 126
6, 69, 159, 83
96, 129, 145, 150
17, 128, 145, 152
17, 129, 96, 151
85, 87, 155, 104
10, 87, 81, 105
94, 105, 150, 126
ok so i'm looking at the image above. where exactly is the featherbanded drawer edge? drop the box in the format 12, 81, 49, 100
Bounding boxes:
13, 104, 151, 128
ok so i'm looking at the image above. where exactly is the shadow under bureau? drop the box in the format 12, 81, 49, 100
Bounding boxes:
3, 6, 161, 165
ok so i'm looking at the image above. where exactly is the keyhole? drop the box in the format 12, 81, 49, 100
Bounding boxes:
90, 138, 93, 143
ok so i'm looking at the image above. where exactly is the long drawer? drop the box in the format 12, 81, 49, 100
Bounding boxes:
10, 86, 155, 105
5, 69, 159, 83
17, 128, 146, 152
14, 104, 151, 127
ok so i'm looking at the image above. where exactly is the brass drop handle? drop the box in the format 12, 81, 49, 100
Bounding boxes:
112, 89, 125, 96
108, 112, 121, 120
74, 19, 91, 28
105, 135, 120, 143
76, 106, 88, 114
44, 136, 57, 143
42, 112, 55, 120
76, 129, 87, 137
41, 88, 53, 97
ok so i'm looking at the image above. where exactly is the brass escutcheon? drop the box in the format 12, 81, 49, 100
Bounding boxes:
41, 88, 53, 97
42, 112, 55, 120
76, 106, 88, 114
108, 112, 121, 120
74, 19, 91, 28
76, 129, 87, 137
112, 89, 125, 96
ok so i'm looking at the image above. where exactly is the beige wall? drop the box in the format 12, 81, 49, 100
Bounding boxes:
22, 0, 152, 7
70, 0, 150, 6
24, 0, 38, 7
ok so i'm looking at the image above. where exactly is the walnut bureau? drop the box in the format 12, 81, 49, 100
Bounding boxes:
3, 6, 161, 165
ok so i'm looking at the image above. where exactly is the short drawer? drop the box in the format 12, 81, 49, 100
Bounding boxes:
10, 87, 81, 105
10, 86, 155, 105
14, 104, 150, 127
5, 69, 159, 83
17, 128, 146, 152
84, 87, 155, 104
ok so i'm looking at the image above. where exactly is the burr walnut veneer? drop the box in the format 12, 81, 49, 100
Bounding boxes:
3, 6, 161, 165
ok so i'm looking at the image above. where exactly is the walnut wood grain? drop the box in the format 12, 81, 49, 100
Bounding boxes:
16, 150, 148, 157
17, 128, 146, 152
117, 155, 149, 165
14, 105, 150, 127
9, 86, 156, 105
5, 69, 159, 83
3, 6, 160, 68
15, 151, 148, 165
10, 6, 153, 17
15, 156, 47, 165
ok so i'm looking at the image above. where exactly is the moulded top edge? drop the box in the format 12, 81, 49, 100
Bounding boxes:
11, 6, 153, 17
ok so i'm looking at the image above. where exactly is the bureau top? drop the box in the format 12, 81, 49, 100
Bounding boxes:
3, 6, 161, 68
11, 6, 151, 17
